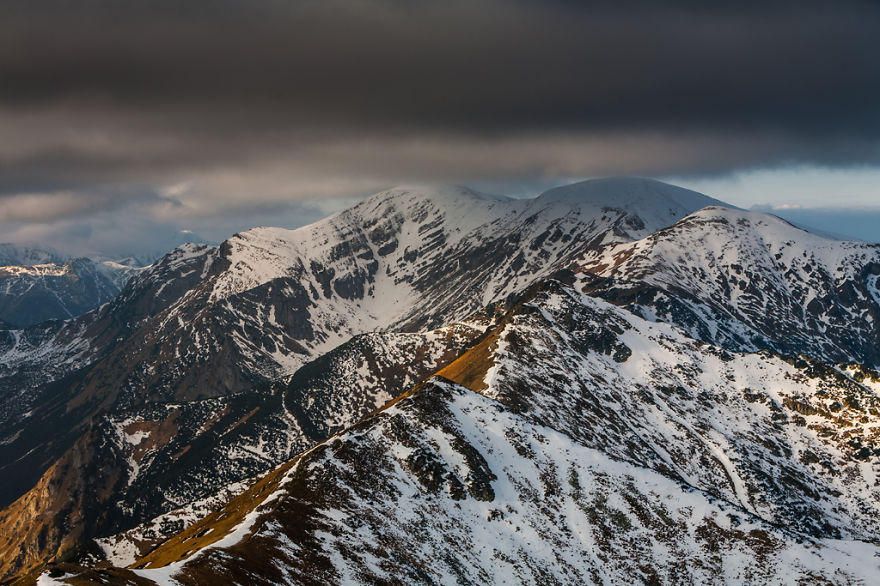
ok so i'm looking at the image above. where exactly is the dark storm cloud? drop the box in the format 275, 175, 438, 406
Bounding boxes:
1, 0, 878, 134
1, 0, 880, 255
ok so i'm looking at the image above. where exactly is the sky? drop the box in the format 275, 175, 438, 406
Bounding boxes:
1, 0, 880, 257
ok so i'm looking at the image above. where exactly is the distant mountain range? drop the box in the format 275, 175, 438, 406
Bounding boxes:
0, 229, 211, 329
0, 245, 175, 328
1, 178, 878, 584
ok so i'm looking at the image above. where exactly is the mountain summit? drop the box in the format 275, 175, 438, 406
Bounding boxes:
538, 176, 728, 210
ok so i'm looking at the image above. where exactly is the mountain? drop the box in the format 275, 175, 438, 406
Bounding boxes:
0, 246, 149, 328
0, 178, 724, 453
538, 176, 730, 227
580, 206, 880, 366
1, 177, 879, 584
0, 178, 728, 580
0, 243, 66, 266
204, 179, 725, 336
95, 258, 150, 290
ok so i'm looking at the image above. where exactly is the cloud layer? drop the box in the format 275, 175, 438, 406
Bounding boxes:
2, 0, 880, 254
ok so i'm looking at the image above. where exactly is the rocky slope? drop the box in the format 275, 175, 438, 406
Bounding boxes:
0, 320, 485, 579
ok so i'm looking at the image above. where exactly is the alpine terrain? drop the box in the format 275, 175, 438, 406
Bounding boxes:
1, 178, 879, 585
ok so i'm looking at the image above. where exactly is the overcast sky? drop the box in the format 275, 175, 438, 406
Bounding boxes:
2, 0, 880, 256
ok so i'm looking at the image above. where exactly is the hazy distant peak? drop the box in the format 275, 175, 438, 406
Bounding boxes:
0, 243, 66, 267
537, 176, 729, 210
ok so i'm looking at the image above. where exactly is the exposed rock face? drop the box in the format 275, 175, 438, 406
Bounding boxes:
2, 178, 880, 584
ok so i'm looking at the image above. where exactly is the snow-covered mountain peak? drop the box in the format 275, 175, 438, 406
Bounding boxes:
655, 205, 872, 265
206, 184, 521, 306
532, 176, 732, 236
579, 203, 880, 366
347, 183, 517, 237
681, 204, 818, 230
538, 176, 726, 209
707, 205, 859, 246
585, 203, 880, 293
200, 179, 738, 323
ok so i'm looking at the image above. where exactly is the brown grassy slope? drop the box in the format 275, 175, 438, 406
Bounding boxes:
0, 428, 128, 583
435, 327, 502, 392
131, 458, 299, 570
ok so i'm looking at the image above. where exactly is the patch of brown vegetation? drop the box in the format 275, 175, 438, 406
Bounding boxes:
131, 458, 297, 570
579, 245, 637, 276
121, 413, 180, 462
0, 428, 126, 583
8, 562, 155, 586
435, 327, 502, 392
